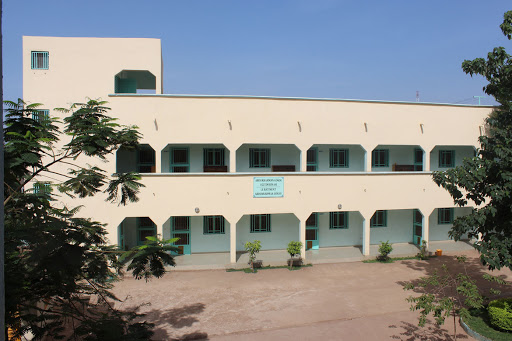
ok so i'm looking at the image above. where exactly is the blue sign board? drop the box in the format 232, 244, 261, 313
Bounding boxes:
253, 177, 284, 198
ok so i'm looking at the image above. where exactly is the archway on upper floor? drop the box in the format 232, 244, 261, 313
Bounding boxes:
114, 70, 156, 94
116, 144, 156, 173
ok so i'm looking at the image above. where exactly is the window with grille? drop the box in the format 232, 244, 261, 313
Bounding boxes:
137, 147, 155, 173
203, 216, 225, 234
172, 216, 190, 245
249, 148, 270, 168
307, 148, 318, 171
439, 150, 455, 168
137, 217, 156, 245
306, 213, 318, 227
250, 214, 271, 232
370, 210, 387, 227
170, 148, 189, 172
372, 149, 389, 167
330, 212, 348, 229
31, 51, 49, 69
32, 110, 49, 124
438, 208, 454, 224
330, 149, 349, 168
33, 182, 51, 194
204, 148, 225, 166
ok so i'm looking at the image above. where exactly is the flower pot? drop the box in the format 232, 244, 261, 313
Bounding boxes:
435, 249, 443, 256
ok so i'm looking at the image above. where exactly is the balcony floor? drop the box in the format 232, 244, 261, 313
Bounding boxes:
170, 240, 474, 271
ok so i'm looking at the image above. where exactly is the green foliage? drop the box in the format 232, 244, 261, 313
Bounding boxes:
3, 99, 174, 339
403, 256, 505, 340
416, 240, 429, 260
287, 241, 302, 258
244, 240, 261, 272
433, 11, 512, 271
378, 240, 393, 260
488, 298, 512, 332
464, 307, 512, 341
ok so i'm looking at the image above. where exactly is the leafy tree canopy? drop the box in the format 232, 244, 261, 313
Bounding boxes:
4, 99, 177, 340
433, 11, 512, 270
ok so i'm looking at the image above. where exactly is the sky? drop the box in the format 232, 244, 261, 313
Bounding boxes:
3, 0, 511, 106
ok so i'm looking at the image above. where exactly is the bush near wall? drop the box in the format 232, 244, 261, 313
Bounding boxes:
488, 298, 512, 332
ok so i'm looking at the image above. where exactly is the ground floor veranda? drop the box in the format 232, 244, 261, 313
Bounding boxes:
171, 240, 475, 270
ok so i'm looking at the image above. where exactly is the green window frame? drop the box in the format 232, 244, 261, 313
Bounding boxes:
306, 213, 318, 227
330, 212, 348, 229
137, 217, 156, 245
249, 148, 270, 168
31, 51, 49, 70
203, 215, 225, 234
172, 216, 190, 246
170, 147, 189, 172
370, 210, 387, 227
250, 214, 271, 233
306, 148, 318, 171
439, 150, 455, 168
203, 148, 225, 166
414, 148, 423, 171
372, 149, 389, 167
33, 182, 51, 194
329, 149, 349, 168
438, 208, 454, 224
137, 146, 155, 173
32, 109, 49, 124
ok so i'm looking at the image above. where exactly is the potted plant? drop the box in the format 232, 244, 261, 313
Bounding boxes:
244, 240, 262, 272
287, 241, 303, 270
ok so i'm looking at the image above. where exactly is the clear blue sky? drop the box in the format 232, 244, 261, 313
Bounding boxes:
3, 0, 511, 105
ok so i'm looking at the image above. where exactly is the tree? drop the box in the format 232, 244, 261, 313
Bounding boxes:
432, 10, 512, 270
244, 240, 261, 272
4, 99, 177, 340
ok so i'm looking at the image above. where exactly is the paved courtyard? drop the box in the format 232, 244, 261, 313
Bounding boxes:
112, 249, 512, 340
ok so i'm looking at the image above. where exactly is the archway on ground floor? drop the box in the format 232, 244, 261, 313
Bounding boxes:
236, 213, 299, 251
428, 207, 473, 241
305, 211, 364, 250
369, 208, 422, 245
162, 215, 231, 255
117, 217, 157, 251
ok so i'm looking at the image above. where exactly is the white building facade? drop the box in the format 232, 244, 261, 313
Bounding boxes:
23, 36, 491, 264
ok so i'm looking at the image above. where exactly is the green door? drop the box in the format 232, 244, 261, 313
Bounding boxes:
172, 216, 191, 255
306, 213, 319, 250
413, 209, 423, 245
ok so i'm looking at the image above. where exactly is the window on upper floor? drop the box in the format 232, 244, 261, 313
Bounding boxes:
372, 149, 389, 168
137, 146, 155, 173
204, 148, 225, 166
32, 110, 49, 124
31, 51, 49, 70
370, 210, 387, 227
170, 148, 189, 172
249, 148, 270, 168
439, 150, 455, 168
250, 214, 271, 232
330, 212, 348, 229
307, 148, 318, 171
203, 216, 225, 234
330, 149, 349, 168
438, 208, 454, 224
33, 182, 51, 194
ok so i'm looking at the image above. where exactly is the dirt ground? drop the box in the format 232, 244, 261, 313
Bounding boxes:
112, 250, 512, 340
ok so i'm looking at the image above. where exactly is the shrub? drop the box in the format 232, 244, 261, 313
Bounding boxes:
416, 240, 429, 260
244, 240, 261, 272
378, 240, 393, 261
287, 241, 303, 269
488, 298, 512, 332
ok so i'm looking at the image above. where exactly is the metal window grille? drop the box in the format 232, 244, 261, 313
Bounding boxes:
137, 217, 156, 245
439, 150, 455, 168
249, 148, 270, 168
33, 182, 51, 194
137, 146, 155, 173
203, 216, 225, 234
306, 148, 318, 171
372, 149, 389, 167
172, 216, 190, 231
306, 213, 318, 227
438, 208, 454, 224
170, 148, 189, 172
329, 212, 348, 229
32, 110, 49, 123
329, 149, 349, 168
31, 51, 49, 69
250, 214, 271, 232
370, 210, 387, 227
203, 148, 225, 166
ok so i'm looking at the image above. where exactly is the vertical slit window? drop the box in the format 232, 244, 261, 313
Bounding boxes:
250, 214, 271, 232
307, 148, 318, 171
329, 149, 349, 168
203, 216, 225, 234
370, 210, 387, 227
414, 148, 423, 171
249, 148, 270, 168
372, 149, 389, 167
31, 51, 49, 70
329, 212, 348, 229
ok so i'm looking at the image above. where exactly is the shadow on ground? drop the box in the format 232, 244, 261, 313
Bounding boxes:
389, 320, 468, 341
143, 303, 208, 340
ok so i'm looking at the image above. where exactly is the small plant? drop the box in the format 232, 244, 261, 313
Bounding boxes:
287, 241, 302, 270
488, 298, 512, 332
378, 240, 393, 261
244, 240, 261, 273
403, 255, 506, 340
416, 240, 429, 260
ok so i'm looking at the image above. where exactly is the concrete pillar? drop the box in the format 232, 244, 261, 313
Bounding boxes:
422, 212, 429, 250
300, 148, 308, 172
424, 148, 431, 171
300, 218, 306, 259
362, 215, 371, 256
230, 222, 237, 263
364, 148, 373, 172
154, 145, 166, 173
229, 148, 237, 173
